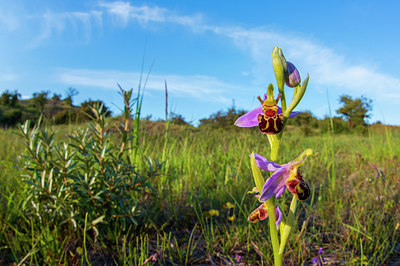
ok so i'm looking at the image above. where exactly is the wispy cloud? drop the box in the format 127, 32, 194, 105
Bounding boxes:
28, 10, 102, 47
99, 1, 203, 30
5, 1, 400, 102
210, 27, 400, 100
58, 68, 236, 104
94, 2, 400, 100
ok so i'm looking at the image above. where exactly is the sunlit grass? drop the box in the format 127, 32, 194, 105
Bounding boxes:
0, 122, 399, 264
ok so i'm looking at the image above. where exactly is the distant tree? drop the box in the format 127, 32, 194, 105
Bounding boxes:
65, 87, 79, 106
289, 111, 319, 135
199, 107, 247, 129
336, 95, 372, 129
170, 112, 191, 126
32, 91, 49, 113
51, 93, 62, 101
318, 116, 349, 134
0, 90, 20, 107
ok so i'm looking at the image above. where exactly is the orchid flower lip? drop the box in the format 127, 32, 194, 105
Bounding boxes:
248, 203, 282, 229
253, 150, 312, 201
234, 104, 300, 128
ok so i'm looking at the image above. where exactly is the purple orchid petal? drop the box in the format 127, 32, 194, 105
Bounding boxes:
275, 206, 282, 230
260, 167, 290, 201
277, 106, 300, 118
253, 153, 283, 172
276, 185, 286, 198
234, 106, 262, 127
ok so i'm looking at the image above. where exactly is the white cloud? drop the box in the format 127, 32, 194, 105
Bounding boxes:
29, 10, 102, 47
99, 1, 203, 30
99, 1, 167, 26
94, 3, 400, 99
58, 68, 238, 104
212, 27, 400, 100
5, 1, 400, 103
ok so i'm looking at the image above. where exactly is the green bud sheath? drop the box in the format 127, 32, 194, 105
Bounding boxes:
284, 74, 309, 117
272, 47, 287, 93
250, 153, 265, 193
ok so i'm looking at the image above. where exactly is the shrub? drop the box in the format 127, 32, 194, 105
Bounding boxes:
199, 107, 247, 129
17, 96, 161, 243
0, 108, 22, 127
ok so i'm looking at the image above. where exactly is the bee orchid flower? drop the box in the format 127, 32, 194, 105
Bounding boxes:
234, 93, 300, 133
248, 202, 282, 229
252, 149, 312, 201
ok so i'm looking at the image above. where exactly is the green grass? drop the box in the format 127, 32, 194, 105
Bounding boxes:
1, 122, 399, 264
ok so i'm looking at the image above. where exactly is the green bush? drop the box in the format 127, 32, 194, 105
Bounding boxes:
199, 107, 247, 129
0, 108, 22, 127
17, 101, 160, 241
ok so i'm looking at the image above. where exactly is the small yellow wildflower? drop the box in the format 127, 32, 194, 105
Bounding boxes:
208, 209, 220, 216
224, 202, 234, 209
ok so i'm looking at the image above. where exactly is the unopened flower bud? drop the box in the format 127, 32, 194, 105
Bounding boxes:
285, 62, 301, 88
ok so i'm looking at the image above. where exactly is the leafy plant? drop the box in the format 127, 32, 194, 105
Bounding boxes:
17, 90, 160, 241
337, 95, 372, 130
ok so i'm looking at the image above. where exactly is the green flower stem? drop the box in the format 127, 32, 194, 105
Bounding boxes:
269, 133, 285, 265
269, 121, 287, 162
270, 135, 281, 162
279, 88, 287, 115
279, 195, 297, 255
250, 153, 281, 265
266, 197, 282, 266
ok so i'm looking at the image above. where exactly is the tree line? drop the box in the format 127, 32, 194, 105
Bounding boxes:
174, 94, 374, 134
0, 89, 374, 134
0, 89, 111, 127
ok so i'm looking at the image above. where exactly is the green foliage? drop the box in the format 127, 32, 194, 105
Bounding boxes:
318, 116, 350, 134
289, 111, 319, 136
65, 87, 79, 106
0, 120, 399, 264
170, 112, 191, 126
16, 100, 157, 243
0, 109, 22, 127
199, 107, 247, 129
52, 99, 111, 125
79, 99, 112, 118
0, 88, 114, 126
51, 93, 62, 101
0, 90, 20, 107
337, 95, 372, 130
31, 91, 49, 113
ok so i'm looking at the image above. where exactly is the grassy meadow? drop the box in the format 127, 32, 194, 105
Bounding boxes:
0, 116, 399, 264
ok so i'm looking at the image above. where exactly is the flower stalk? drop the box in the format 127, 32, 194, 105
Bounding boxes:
266, 197, 282, 265
250, 154, 281, 265
240, 46, 311, 265
279, 195, 297, 254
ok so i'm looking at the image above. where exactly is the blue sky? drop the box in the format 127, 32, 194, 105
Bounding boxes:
1, 1, 400, 125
